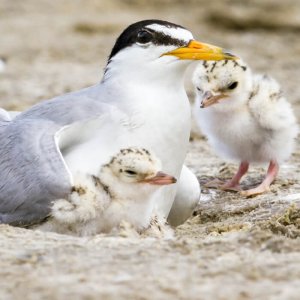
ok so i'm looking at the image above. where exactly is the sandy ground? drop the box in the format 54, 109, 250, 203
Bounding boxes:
0, 1, 300, 299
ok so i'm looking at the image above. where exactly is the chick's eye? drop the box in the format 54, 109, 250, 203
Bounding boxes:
124, 170, 137, 176
137, 30, 153, 44
227, 81, 238, 90
197, 87, 203, 93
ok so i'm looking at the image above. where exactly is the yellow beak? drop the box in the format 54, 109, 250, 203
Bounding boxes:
163, 40, 237, 61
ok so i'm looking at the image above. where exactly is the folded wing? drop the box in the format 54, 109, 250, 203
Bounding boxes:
0, 119, 72, 226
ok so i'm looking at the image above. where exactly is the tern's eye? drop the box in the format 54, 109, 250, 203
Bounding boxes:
197, 87, 203, 93
227, 81, 238, 90
124, 169, 137, 176
136, 30, 153, 44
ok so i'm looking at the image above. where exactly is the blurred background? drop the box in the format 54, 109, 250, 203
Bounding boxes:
0, 0, 299, 118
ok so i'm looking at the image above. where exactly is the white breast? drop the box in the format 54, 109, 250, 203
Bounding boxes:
194, 103, 264, 162
63, 78, 191, 217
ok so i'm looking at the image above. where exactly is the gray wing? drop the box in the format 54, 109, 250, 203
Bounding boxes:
0, 118, 72, 226
15, 84, 110, 126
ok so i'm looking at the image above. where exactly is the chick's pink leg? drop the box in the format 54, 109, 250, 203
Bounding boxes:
204, 161, 249, 191
241, 160, 279, 197
220, 161, 249, 191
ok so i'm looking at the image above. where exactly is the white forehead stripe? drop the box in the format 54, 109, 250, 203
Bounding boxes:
146, 24, 193, 43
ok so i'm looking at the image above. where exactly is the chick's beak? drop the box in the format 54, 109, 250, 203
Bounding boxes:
163, 40, 237, 61
142, 171, 177, 185
200, 91, 228, 108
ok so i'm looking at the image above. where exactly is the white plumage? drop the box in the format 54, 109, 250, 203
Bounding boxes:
193, 59, 298, 196
36, 147, 176, 236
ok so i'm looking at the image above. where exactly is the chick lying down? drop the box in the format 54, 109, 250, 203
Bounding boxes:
36, 148, 176, 237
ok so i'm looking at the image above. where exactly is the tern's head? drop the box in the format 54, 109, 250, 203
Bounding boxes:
99, 147, 176, 199
193, 59, 252, 110
104, 19, 236, 81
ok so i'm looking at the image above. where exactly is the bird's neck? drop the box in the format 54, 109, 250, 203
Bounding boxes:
101, 64, 189, 117
102, 59, 188, 87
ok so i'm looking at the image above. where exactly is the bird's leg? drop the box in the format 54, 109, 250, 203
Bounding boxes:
241, 160, 279, 197
204, 161, 249, 191
220, 161, 249, 191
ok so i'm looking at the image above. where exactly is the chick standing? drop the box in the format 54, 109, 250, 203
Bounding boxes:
193, 59, 298, 196
36, 147, 176, 236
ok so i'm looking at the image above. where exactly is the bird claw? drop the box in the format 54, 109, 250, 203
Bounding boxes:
240, 185, 271, 197
204, 179, 241, 192
219, 184, 242, 192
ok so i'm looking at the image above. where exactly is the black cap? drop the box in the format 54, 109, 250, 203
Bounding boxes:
108, 19, 188, 61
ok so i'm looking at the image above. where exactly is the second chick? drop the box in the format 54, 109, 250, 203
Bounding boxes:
193, 59, 298, 196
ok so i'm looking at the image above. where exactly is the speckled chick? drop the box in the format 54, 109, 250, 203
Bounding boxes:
36, 147, 176, 236
193, 59, 298, 196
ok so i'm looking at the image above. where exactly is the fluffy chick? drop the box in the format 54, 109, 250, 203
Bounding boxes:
193, 59, 298, 196
36, 147, 176, 236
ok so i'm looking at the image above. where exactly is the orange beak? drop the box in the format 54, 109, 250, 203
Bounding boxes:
163, 40, 237, 61
142, 171, 177, 185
